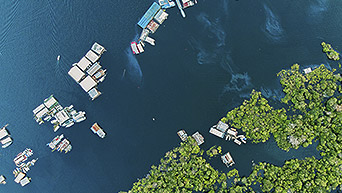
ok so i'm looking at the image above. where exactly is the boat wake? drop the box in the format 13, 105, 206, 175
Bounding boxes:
125, 47, 143, 86
262, 4, 285, 42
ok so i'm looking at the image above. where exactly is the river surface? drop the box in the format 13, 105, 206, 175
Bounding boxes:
0, 0, 341, 192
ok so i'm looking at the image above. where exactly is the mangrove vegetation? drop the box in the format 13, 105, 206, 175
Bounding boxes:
321, 41, 340, 61
127, 44, 342, 192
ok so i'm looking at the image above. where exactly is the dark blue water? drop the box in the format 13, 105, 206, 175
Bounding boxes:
0, 0, 341, 192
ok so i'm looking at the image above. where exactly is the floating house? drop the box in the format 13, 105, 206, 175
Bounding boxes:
221, 152, 235, 168
20, 177, 31, 187
192, 131, 204, 146
33, 95, 86, 132
138, 2, 161, 29
0, 124, 12, 148
68, 42, 107, 100
209, 121, 228, 139
177, 130, 188, 141
303, 67, 312, 74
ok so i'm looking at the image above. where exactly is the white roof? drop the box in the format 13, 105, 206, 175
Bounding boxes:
217, 121, 229, 132
33, 104, 45, 115
14, 172, 25, 183
79, 76, 97, 92
0, 129, 8, 139
303, 67, 312, 74
44, 96, 57, 109
20, 177, 30, 186
209, 127, 224, 138
85, 50, 100, 63
55, 110, 70, 124
77, 57, 92, 71
35, 107, 49, 118
68, 66, 85, 83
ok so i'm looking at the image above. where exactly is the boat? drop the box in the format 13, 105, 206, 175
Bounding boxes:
234, 139, 242, 145
14, 148, 33, 166
0, 175, 6, 184
14, 172, 25, 184
90, 123, 106, 138
64, 144, 72, 153
137, 43, 145, 53
237, 135, 247, 144
221, 152, 235, 168
53, 125, 60, 132
47, 134, 64, 150
175, 0, 186, 18
57, 55, 60, 61
1, 136, 13, 148
182, 0, 195, 9
192, 131, 204, 146
131, 42, 140, 54
177, 130, 188, 141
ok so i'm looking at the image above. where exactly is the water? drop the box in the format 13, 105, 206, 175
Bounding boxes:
0, 0, 342, 192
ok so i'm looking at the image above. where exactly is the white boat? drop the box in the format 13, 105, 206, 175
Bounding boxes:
14, 148, 33, 166
64, 121, 74, 128
175, 0, 186, 17
47, 134, 64, 150
53, 125, 60, 132
1, 136, 13, 148
90, 123, 106, 138
0, 175, 6, 184
57, 55, 61, 61
234, 139, 242, 145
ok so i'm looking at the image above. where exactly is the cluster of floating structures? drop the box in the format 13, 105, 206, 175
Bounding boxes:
0, 124, 12, 148
177, 130, 204, 146
209, 121, 246, 145
90, 123, 106, 138
13, 148, 38, 187
33, 95, 86, 132
131, 0, 198, 55
68, 42, 107, 100
47, 134, 72, 153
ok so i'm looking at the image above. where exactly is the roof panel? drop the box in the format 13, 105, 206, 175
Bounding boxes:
137, 2, 161, 29
68, 66, 85, 82
79, 76, 97, 92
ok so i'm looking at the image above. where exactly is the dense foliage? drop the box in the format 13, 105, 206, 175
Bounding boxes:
224, 64, 342, 192
321, 41, 340, 61
125, 138, 227, 193
126, 54, 342, 192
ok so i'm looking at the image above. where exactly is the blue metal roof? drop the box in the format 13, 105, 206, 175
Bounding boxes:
137, 2, 161, 29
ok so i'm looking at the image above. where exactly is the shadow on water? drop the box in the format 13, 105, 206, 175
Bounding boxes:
262, 4, 285, 42
124, 47, 143, 87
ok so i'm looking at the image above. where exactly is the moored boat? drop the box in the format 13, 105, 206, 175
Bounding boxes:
0, 175, 6, 184
90, 123, 106, 138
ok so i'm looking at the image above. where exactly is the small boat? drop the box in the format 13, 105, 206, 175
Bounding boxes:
57, 55, 60, 61
0, 175, 6, 184
131, 42, 139, 54
1, 136, 12, 148
90, 123, 106, 138
234, 139, 241, 145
